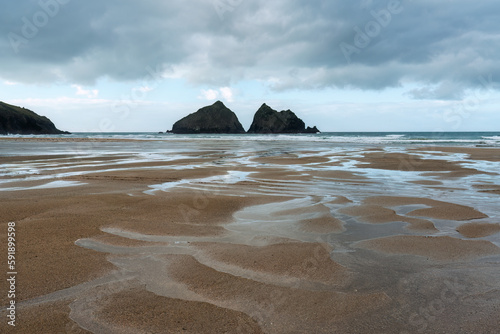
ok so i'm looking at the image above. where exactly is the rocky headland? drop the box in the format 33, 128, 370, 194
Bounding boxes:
0, 101, 69, 135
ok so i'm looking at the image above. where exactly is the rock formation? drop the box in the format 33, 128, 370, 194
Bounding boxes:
247, 103, 320, 134
0, 101, 69, 135
304, 126, 320, 133
171, 101, 245, 134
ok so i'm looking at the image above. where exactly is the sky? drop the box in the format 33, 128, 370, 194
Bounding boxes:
1, 0, 500, 132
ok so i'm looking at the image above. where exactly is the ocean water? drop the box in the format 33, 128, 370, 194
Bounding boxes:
1, 131, 499, 146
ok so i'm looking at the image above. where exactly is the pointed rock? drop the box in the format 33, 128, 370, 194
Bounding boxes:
304, 126, 320, 133
247, 103, 319, 134
171, 101, 245, 134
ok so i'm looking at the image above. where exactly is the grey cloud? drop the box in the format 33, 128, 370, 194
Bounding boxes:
1, 0, 500, 98
406, 81, 467, 100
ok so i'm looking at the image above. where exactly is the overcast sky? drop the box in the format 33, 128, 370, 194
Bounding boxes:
2, 0, 500, 132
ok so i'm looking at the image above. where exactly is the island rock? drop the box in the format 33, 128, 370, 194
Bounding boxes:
171, 101, 245, 134
247, 103, 320, 134
0, 101, 69, 135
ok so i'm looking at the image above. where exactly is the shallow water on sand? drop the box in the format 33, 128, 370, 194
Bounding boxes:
2, 138, 500, 333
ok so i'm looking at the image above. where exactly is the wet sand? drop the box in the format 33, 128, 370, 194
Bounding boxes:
1, 142, 500, 333
355, 235, 500, 261
457, 222, 500, 238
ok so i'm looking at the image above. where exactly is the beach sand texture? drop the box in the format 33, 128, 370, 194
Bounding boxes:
1, 139, 500, 333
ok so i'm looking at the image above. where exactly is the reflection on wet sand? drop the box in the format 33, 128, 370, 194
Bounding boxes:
1, 142, 500, 333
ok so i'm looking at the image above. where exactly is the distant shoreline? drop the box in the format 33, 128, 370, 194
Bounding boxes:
0, 131, 498, 146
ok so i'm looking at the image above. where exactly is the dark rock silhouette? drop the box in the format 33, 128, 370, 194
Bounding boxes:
247, 103, 320, 134
171, 101, 245, 134
0, 101, 69, 135
304, 126, 320, 133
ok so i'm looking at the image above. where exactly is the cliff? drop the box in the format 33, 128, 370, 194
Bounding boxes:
0, 101, 69, 135
171, 101, 245, 134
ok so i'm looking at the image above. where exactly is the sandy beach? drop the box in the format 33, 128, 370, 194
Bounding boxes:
1, 138, 500, 333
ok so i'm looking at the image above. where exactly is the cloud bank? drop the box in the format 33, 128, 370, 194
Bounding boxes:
2, 0, 500, 99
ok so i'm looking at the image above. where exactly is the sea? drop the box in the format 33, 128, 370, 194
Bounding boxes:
1, 131, 499, 147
